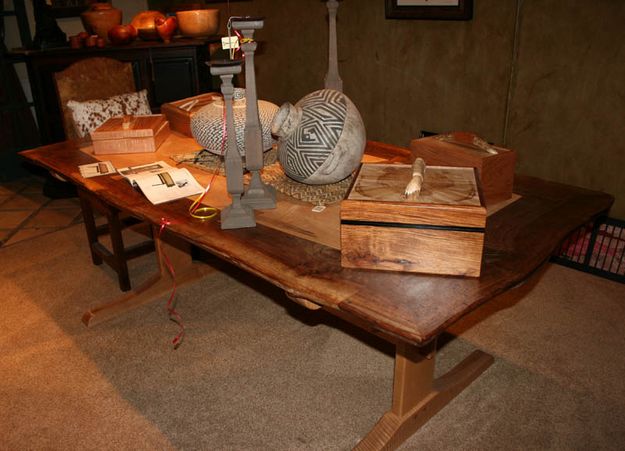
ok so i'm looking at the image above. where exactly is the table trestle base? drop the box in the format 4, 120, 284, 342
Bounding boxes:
82, 226, 213, 327
354, 341, 494, 451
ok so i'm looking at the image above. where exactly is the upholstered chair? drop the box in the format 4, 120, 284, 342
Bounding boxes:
53, 57, 155, 291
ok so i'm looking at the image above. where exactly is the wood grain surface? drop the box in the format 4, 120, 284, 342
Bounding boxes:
21, 137, 614, 346
410, 136, 516, 206
340, 225, 485, 276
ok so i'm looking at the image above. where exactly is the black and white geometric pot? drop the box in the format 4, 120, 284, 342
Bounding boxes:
272, 89, 366, 185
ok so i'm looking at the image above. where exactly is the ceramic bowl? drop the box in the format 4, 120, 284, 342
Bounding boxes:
80, 3, 122, 42
191, 88, 278, 157
176, 9, 219, 38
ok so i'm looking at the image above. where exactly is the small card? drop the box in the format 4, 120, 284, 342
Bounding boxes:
221, 36, 240, 50
117, 161, 174, 180
79, 161, 116, 178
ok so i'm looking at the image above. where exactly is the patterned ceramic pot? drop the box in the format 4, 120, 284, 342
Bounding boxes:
191, 88, 278, 156
271, 89, 366, 185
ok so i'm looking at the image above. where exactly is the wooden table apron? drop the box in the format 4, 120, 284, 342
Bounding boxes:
20, 138, 614, 451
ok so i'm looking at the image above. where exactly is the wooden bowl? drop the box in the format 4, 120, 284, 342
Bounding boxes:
176, 9, 219, 38
131, 10, 166, 40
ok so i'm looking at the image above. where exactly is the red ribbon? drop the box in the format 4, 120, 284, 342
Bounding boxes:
234, 29, 245, 58
159, 217, 184, 349
170, 103, 228, 345
189, 106, 227, 216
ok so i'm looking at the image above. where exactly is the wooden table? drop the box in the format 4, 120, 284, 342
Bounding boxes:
21, 134, 614, 450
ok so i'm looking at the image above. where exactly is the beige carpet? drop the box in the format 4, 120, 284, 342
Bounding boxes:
1, 223, 625, 450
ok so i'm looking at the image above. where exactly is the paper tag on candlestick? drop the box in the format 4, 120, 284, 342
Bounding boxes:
221, 36, 240, 50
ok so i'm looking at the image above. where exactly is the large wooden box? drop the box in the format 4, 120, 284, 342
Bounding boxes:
410, 133, 516, 206
161, 93, 219, 137
341, 163, 486, 277
91, 114, 170, 155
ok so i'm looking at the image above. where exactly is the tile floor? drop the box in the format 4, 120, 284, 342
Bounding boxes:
0, 176, 84, 248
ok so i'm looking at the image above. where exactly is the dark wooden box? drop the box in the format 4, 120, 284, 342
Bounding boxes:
161, 92, 219, 137
410, 134, 516, 206
340, 163, 486, 277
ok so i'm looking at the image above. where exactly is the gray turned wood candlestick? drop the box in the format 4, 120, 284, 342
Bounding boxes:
232, 17, 276, 210
209, 60, 256, 229
324, 0, 343, 92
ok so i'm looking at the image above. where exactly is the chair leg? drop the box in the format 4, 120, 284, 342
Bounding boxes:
78, 188, 154, 293
106, 208, 132, 292
78, 189, 103, 266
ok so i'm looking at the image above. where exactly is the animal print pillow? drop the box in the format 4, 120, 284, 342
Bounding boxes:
67, 90, 152, 138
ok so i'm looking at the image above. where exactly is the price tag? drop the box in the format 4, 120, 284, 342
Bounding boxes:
312, 205, 326, 213
221, 36, 240, 50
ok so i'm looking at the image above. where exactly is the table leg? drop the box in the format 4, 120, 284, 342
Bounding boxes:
77, 189, 103, 266
354, 340, 494, 451
82, 225, 213, 327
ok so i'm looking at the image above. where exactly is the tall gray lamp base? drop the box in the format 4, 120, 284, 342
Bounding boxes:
324, 0, 343, 92
232, 16, 277, 210
209, 59, 256, 230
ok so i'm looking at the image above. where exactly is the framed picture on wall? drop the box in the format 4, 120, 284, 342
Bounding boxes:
385, 0, 473, 20
147, 0, 250, 13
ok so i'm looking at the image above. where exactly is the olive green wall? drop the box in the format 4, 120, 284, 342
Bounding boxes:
506, 1, 625, 220
215, 0, 624, 219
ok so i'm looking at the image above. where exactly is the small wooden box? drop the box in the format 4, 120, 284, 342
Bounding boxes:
410, 134, 516, 206
341, 163, 486, 277
161, 93, 219, 137
91, 114, 170, 155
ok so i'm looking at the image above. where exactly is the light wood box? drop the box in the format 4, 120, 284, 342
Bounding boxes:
340, 163, 486, 277
91, 114, 170, 155
161, 92, 219, 137
410, 134, 516, 206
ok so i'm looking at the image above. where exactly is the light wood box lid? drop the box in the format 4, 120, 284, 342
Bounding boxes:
341, 163, 486, 229
91, 114, 167, 141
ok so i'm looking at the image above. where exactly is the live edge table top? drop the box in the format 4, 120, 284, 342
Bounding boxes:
21, 135, 614, 347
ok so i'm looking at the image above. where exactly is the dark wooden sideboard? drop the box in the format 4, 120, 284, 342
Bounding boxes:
12, 37, 220, 144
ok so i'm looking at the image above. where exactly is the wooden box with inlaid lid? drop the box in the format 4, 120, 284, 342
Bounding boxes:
340, 163, 486, 277
91, 114, 170, 155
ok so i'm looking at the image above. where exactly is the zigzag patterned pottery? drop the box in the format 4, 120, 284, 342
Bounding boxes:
191, 88, 278, 157
272, 89, 366, 185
